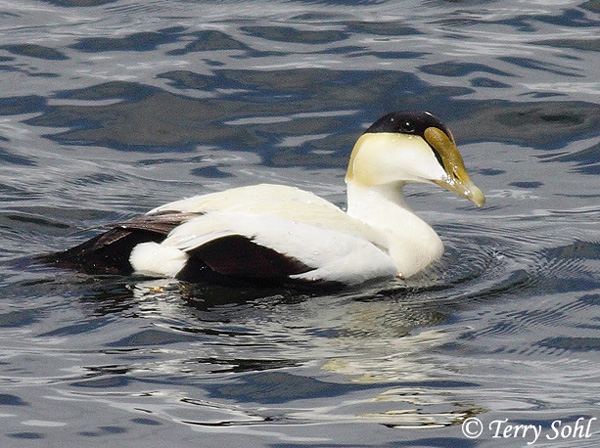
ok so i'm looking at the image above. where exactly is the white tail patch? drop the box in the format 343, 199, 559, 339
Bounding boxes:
129, 242, 188, 277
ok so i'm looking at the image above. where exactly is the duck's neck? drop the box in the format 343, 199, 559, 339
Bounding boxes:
345, 181, 444, 278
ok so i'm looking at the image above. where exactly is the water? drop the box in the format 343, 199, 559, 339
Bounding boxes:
1, 0, 600, 446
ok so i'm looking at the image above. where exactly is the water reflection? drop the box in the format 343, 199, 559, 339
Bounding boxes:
25, 269, 488, 429
0, 260, 491, 431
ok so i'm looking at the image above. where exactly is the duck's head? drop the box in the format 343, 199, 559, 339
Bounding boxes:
345, 110, 485, 207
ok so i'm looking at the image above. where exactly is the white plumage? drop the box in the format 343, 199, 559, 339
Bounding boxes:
130, 186, 398, 285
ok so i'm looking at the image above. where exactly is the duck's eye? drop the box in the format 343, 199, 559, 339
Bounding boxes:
400, 120, 415, 133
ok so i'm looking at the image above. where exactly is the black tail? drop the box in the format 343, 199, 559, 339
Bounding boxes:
38, 211, 199, 274
38, 228, 166, 274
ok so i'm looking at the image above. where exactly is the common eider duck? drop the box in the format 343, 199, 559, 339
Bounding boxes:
43, 111, 484, 287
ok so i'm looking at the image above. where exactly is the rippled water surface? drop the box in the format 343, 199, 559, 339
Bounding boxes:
1, 0, 600, 446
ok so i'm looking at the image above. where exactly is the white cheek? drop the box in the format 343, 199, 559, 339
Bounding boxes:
414, 155, 447, 182
383, 144, 446, 183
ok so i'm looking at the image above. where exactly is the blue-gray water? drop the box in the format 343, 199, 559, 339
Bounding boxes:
1, 1, 600, 447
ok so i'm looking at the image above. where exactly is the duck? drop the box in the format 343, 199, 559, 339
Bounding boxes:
43, 110, 484, 287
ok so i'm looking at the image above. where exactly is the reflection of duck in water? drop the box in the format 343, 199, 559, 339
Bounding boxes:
44, 111, 484, 287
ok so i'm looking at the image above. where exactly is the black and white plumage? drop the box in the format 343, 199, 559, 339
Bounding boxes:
43, 111, 485, 287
